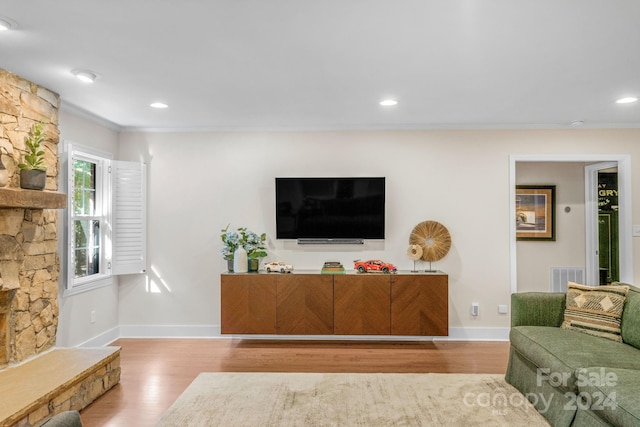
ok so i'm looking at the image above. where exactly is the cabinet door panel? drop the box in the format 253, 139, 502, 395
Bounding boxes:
334, 275, 390, 335
221, 274, 277, 334
277, 275, 333, 334
391, 274, 448, 336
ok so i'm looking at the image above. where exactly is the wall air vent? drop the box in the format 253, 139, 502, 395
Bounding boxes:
550, 267, 585, 292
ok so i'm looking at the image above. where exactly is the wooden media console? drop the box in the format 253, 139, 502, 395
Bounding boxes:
221, 271, 448, 336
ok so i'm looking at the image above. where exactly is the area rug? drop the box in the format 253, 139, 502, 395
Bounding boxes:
157, 373, 549, 426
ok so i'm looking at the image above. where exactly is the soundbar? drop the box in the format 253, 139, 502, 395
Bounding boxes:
297, 238, 365, 245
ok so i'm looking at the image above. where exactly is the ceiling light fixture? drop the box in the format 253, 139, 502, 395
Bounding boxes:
150, 102, 168, 109
380, 99, 398, 106
72, 69, 98, 83
0, 17, 17, 31
616, 97, 638, 104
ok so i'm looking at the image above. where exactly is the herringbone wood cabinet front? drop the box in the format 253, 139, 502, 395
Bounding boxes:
333, 274, 391, 335
221, 272, 448, 336
276, 274, 333, 334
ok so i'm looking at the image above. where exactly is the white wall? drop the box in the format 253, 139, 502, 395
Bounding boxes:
516, 162, 586, 292
56, 108, 121, 347
115, 128, 640, 340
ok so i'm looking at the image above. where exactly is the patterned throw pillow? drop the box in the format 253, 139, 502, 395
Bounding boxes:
561, 282, 629, 342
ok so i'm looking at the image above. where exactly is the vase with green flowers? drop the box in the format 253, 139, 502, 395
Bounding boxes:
221, 225, 268, 272
238, 227, 268, 271
220, 225, 240, 272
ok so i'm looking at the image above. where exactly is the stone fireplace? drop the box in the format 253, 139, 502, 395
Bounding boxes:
0, 206, 63, 368
0, 69, 120, 427
0, 69, 63, 369
0, 290, 10, 366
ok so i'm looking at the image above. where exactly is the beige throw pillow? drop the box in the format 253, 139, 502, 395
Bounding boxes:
561, 282, 629, 342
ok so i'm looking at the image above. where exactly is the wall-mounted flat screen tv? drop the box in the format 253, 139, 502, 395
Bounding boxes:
275, 177, 385, 240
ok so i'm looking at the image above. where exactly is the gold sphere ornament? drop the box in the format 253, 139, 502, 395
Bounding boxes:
407, 244, 423, 260
407, 244, 423, 273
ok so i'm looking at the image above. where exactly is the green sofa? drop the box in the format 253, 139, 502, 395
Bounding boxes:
505, 285, 640, 427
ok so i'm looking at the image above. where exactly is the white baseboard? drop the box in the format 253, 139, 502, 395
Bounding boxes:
119, 324, 222, 338
113, 325, 508, 342
77, 326, 121, 347
444, 327, 509, 341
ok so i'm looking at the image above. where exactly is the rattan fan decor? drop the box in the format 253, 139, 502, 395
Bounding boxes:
409, 221, 451, 264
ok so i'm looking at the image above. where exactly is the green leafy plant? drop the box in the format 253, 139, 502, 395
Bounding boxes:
220, 224, 240, 260
220, 224, 268, 260
238, 227, 268, 259
18, 121, 47, 171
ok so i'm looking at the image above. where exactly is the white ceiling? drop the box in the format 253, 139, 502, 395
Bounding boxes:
1, 0, 639, 131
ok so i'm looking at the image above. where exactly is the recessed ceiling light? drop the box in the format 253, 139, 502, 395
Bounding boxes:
380, 99, 398, 106
150, 102, 168, 109
72, 69, 98, 83
0, 17, 17, 31
616, 97, 638, 104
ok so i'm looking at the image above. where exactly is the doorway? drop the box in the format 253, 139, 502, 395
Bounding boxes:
585, 162, 623, 286
509, 154, 632, 293
599, 170, 620, 284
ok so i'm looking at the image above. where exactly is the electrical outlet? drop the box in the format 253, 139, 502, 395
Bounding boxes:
90, 310, 96, 324
633, 225, 640, 237
471, 303, 479, 316
498, 304, 509, 314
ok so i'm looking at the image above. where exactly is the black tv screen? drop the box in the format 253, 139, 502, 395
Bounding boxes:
275, 177, 385, 239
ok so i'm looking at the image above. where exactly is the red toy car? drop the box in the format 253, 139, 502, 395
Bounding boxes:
354, 259, 397, 273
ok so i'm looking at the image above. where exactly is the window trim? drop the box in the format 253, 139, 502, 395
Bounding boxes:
62, 142, 114, 296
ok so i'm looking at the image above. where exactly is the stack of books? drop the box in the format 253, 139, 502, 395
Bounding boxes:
321, 261, 345, 274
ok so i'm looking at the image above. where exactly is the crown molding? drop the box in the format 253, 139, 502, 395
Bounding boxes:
59, 101, 122, 132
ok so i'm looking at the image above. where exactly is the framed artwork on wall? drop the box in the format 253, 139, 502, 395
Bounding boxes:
515, 185, 556, 241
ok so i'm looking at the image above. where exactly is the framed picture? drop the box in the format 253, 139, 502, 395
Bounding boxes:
515, 185, 556, 241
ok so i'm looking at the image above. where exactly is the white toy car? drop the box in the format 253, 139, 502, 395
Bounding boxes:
264, 261, 293, 273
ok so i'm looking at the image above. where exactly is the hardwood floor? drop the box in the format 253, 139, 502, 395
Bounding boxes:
79, 339, 510, 426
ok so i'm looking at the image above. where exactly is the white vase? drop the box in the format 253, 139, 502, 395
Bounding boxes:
233, 246, 248, 273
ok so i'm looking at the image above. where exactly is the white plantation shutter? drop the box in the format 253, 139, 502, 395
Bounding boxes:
111, 160, 147, 275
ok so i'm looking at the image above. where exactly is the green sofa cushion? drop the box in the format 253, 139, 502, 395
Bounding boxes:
620, 285, 640, 348
510, 326, 640, 392
576, 367, 640, 427
511, 292, 566, 328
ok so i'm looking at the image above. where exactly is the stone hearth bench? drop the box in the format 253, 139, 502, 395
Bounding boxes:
0, 347, 120, 427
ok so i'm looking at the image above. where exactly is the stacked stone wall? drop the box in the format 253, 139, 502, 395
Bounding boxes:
19, 363, 121, 427
0, 69, 61, 366
3, 350, 121, 427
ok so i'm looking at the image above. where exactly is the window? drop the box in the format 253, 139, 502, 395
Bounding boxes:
67, 149, 111, 291
64, 143, 146, 295
73, 159, 101, 278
